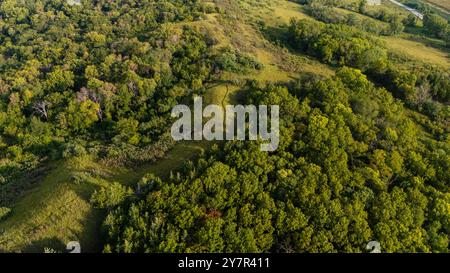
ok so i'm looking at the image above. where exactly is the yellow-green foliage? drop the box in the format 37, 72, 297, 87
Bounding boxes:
1, 0, 448, 253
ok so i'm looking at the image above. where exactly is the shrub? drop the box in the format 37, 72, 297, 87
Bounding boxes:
214, 47, 263, 73
91, 182, 133, 209
0, 207, 11, 221
62, 142, 87, 158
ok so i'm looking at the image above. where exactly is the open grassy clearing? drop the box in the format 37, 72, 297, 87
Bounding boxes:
0, 157, 108, 252
382, 36, 450, 69
270, 1, 312, 24
424, 0, 450, 12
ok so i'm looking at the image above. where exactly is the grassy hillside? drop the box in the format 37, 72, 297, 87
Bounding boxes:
0, 157, 107, 252
424, 0, 450, 12
382, 36, 450, 69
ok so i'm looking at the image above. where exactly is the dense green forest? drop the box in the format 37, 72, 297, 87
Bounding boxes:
98, 68, 449, 253
0, 0, 449, 253
0, 0, 221, 198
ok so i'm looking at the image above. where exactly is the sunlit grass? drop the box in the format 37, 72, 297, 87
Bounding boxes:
382, 36, 450, 69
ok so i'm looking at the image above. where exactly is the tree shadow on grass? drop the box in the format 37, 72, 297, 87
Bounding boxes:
23, 237, 66, 253
260, 25, 292, 50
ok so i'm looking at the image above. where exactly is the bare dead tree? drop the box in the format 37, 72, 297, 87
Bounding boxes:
90, 93, 103, 121
127, 81, 138, 96
77, 87, 103, 121
33, 101, 50, 120
415, 82, 431, 105
96, 106, 103, 122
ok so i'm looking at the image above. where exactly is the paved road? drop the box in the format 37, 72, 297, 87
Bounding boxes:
387, 0, 424, 20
